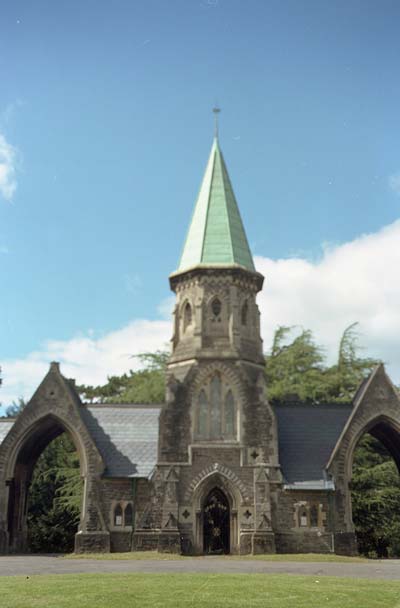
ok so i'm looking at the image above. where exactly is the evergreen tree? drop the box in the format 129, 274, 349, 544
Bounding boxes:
27, 433, 82, 553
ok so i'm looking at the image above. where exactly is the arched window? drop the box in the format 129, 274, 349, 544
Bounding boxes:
211, 297, 222, 321
299, 507, 308, 527
210, 375, 222, 438
241, 301, 248, 326
194, 374, 237, 441
183, 302, 192, 331
114, 504, 123, 526
197, 390, 208, 438
310, 504, 319, 527
124, 503, 134, 527
224, 390, 236, 437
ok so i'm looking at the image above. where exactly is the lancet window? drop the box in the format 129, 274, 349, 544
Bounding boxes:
183, 301, 192, 332
194, 373, 237, 441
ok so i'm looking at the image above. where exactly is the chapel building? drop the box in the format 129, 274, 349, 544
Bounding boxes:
1, 128, 400, 555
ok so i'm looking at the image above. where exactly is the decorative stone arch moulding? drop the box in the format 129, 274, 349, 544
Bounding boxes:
188, 361, 247, 403
327, 365, 400, 479
3, 412, 92, 479
342, 413, 400, 480
184, 462, 250, 505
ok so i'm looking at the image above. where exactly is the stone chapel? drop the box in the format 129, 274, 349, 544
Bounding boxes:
1, 126, 400, 556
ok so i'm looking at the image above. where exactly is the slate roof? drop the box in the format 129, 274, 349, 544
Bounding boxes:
0, 419, 14, 444
82, 404, 161, 478
177, 137, 255, 272
274, 402, 353, 485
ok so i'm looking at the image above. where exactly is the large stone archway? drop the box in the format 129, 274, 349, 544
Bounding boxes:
327, 365, 400, 554
0, 363, 109, 554
190, 468, 243, 554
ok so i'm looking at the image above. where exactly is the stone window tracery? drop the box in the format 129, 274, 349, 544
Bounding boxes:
194, 373, 237, 441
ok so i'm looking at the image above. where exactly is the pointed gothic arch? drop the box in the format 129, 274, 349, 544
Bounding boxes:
327, 365, 400, 552
0, 363, 108, 554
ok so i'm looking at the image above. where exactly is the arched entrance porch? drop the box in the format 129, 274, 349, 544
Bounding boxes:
5, 414, 87, 553
350, 417, 400, 557
0, 362, 111, 554
191, 470, 242, 554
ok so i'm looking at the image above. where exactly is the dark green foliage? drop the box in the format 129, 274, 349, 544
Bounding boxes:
77, 350, 168, 404
265, 324, 379, 404
27, 433, 82, 553
351, 435, 400, 558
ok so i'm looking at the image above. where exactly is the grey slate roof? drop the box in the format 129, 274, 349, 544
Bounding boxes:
274, 402, 353, 484
0, 420, 14, 445
82, 404, 161, 478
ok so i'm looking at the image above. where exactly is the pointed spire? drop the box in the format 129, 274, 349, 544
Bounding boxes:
176, 121, 255, 273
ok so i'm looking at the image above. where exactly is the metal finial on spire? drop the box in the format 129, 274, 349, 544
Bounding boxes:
213, 106, 221, 139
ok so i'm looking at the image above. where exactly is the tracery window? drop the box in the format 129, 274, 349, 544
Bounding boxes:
194, 373, 237, 441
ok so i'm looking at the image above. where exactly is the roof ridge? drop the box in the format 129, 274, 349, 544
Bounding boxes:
200, 139, 218, 263
216, 142, 235, 263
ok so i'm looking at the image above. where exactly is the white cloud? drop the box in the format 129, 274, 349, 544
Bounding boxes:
389, 173, 400, 196
2, 219, 400, 407
255, 218, 400, 384
1, 320, 171, 406
0, 133, 17, 201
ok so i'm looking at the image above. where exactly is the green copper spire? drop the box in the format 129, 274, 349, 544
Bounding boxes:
177, 135, 255, 273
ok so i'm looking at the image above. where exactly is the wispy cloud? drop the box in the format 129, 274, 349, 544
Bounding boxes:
0, 133, 18, 201
389, 172, 400, 196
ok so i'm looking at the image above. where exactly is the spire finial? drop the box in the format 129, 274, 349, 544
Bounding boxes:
213, 106, 221, 139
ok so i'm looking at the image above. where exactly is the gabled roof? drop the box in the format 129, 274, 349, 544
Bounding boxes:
274, 402, 353, 485
177, 137, 255, 273
81, 404, 161, 478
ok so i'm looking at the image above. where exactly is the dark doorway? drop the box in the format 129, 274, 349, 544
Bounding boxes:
203, 487, 230, 554
7, 416, 83, 553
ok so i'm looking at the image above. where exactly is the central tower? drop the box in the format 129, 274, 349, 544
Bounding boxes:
151, 116, 280, 555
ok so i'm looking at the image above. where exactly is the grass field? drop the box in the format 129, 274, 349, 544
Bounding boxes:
2, 572, 400, 608
65, 550, 368, 563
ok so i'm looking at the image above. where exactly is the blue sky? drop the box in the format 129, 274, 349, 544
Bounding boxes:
1, 0, 400, 407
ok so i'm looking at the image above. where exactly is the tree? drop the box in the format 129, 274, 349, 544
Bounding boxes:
78, 350, 168, 404
351, 434, 400, 558
265, 324, 379, 404
27, 433, 82, 553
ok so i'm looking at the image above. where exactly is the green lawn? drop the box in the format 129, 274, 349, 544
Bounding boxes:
66, 550, 368, 563
2, 573, 400, 608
